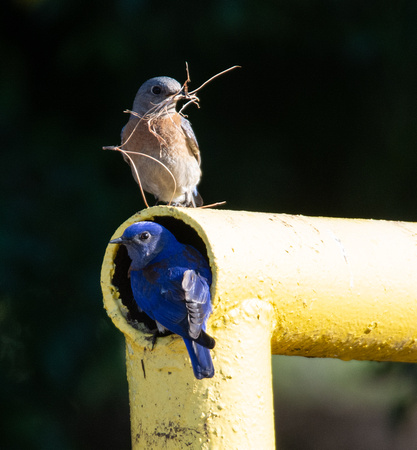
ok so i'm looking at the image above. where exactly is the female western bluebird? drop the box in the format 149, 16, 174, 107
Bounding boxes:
120, 76, 203, 207
110, 221, 215, 379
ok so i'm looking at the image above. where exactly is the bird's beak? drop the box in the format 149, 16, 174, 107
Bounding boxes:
109, 236, 124, 245
175, 88, 189, 101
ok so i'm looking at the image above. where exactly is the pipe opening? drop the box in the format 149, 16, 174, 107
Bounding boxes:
111, 215, 211, 331
152, 216, 209, 263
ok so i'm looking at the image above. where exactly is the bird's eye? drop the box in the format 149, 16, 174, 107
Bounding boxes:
139, 231, 150, 241
151, 86, 162, 95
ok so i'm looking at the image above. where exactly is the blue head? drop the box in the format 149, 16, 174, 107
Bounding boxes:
109, 221, 180, 270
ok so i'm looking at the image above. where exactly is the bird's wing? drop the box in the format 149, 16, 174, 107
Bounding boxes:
138, 264, 189, 329
182, 269, 211, 340
137, 263, 211, 341
181, 116, 201, 165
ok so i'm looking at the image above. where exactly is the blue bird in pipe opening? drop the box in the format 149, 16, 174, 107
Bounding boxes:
110, 221, 215, 379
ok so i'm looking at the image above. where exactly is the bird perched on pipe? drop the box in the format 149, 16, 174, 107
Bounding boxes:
118, 76, 203, 207
110, 221, 215, 379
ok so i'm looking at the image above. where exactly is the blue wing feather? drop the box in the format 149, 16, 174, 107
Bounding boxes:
129, 239, 214, 378
130, 246, 211, 338
184, 338, 214, 379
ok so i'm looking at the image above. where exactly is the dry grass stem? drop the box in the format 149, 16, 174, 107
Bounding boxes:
119, 148, 150, 208
188, 65, 241, 95
102, 145, 178, 207
179, 64, 241, 115
198, 201, 227, 209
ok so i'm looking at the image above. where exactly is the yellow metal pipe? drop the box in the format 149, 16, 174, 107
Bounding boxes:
101, 207, 417, 448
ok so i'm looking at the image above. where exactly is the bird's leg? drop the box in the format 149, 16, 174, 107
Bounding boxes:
155, 199, 174, 206
151, 330, 158, 349
145, 324, 173, 350
155, 200, 186, 207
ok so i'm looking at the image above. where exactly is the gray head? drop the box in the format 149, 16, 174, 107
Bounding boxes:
132, 76, 183, 116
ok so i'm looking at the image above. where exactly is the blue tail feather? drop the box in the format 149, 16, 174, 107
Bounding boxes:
183, 338, 214, 379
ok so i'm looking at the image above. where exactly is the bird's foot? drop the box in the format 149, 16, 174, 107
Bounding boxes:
146, 329, 173, 350
155, 200, 196, 208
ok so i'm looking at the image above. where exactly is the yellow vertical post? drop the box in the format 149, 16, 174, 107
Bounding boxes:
101, 207, 417, 448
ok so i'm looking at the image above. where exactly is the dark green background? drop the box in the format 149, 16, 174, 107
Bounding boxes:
1, 1, 417, 449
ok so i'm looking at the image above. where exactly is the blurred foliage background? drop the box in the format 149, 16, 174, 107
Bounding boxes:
1, 0, 417, 449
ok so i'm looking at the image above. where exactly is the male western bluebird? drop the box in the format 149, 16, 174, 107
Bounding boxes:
110, 221, 215, 379
120, 76, 203, 207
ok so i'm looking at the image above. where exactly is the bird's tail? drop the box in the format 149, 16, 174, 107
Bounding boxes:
184, 338, 214, 379
192, 189, 203, 207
